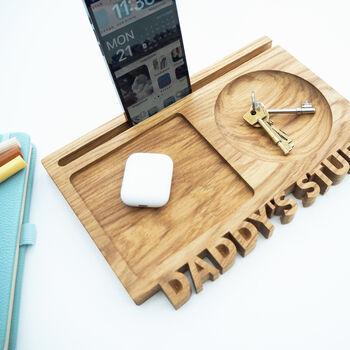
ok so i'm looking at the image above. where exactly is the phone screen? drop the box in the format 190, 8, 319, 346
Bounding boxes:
84, 0, 192, 125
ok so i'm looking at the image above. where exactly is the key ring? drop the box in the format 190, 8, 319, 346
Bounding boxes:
251, 91, 256, 114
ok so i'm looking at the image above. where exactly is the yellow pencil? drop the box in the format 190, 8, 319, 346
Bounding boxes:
0, 156, 27, 184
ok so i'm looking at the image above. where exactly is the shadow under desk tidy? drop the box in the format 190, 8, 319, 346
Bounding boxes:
42, 37, 350, 309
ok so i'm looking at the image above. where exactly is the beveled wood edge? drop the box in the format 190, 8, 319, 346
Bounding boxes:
155, 142, 350, 309
190, 36, 272, 91
43, 36, 350, 309
68, 47, 350, 307
40, 36, 274, 307
122, 47, 350, 306
40, 36, 350, 309
41, 36, 272, 170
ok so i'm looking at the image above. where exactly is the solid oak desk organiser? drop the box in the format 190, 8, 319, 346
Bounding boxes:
42, 37, 350, 309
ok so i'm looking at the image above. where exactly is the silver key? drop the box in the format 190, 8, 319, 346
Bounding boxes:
268, 102, 316, 115
250, 92, 316, 115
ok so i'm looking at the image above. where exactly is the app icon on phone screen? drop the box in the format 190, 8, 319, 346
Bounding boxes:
84, 0, 191, 125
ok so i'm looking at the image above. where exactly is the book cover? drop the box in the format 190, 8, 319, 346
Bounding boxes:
0, 133, 35, 350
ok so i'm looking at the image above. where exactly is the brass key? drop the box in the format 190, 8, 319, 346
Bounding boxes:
266, 118, 294, 154
243, 105, 294, 155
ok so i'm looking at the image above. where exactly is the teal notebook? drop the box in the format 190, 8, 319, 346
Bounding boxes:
0, 133, 36, 350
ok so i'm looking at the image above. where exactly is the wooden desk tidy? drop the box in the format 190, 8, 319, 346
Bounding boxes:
42, 37, 350, 309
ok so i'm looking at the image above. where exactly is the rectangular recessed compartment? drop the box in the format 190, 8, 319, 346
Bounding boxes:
71, 115, 253, 275
42, 37, 350, 308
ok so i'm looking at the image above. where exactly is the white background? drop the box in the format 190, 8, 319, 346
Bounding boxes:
1, 0, 350, 349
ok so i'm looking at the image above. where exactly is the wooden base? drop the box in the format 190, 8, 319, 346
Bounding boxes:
42, 37, 350, 309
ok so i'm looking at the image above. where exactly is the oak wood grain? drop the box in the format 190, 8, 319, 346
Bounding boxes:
71, 115, 252, 276
42, 37, 350, 309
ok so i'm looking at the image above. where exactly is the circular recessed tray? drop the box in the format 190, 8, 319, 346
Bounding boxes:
215, 70, 332, 162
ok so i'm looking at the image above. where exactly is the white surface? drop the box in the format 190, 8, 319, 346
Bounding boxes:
1, 0, 350, 349
121, 153, 173, 207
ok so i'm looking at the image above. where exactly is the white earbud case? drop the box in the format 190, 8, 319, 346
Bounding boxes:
120, 153, 174, 208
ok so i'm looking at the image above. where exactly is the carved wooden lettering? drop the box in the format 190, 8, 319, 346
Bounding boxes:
160, 145, 350, 309
293, 175, 321, 207
311, 166, 333, 195
338, 142, 350, 169
160, 271, 191, 310
273, 191, 298, 224
265, 201, 276, 218
322, 152, 350, 185
227, 221, 258, 257
247, 205, 274, 238
188, 257, 220, 293
207, 237, 237, 273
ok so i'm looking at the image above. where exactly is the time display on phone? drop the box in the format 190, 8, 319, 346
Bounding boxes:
113, 0, 157, 20
85, 0, 192, 126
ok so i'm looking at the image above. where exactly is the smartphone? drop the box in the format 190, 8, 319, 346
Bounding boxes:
84, 0, 192, 125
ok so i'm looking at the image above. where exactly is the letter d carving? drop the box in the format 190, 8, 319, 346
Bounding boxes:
207, 236, 237, 273
160, 271, 191, 310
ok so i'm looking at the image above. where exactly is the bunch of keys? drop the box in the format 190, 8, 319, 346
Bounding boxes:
243, 92, 316, 155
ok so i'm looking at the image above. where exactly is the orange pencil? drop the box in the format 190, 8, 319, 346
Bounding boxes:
0, 146, 23, 167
